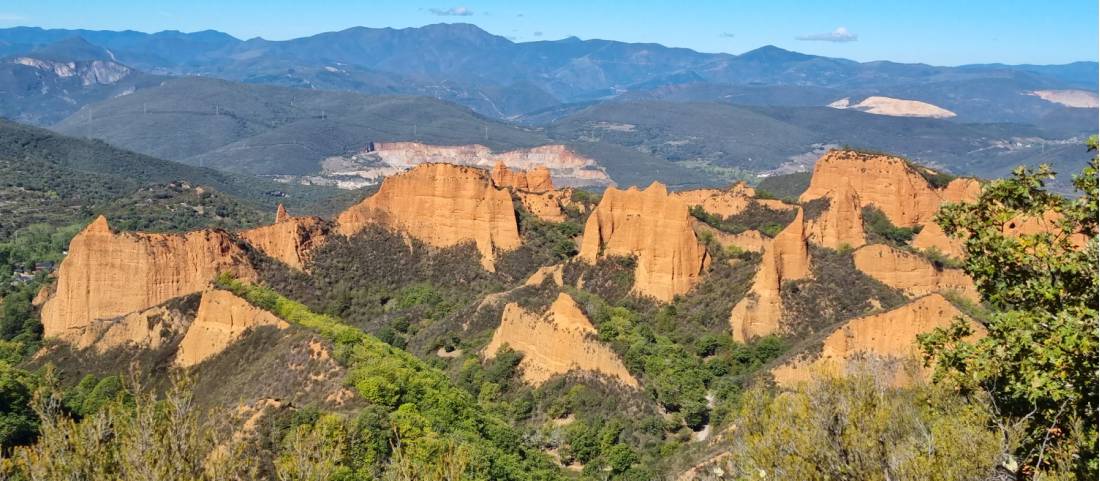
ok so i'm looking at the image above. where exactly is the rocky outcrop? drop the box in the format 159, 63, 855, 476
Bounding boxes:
336, 163, 521, 271
525, 264, 565, 287
517, 191, 568, 222
40, 216, 257, 338
484, 293, 638, 387
578, 183, 710, 302
771, 294, 984, 386
729, 209, 811, 342
322, 142, 613, 188
240, 205, 330, 270
489, 162, 576, 223
801, 150, 980, 258
491, 162, 554, 193
853, 245, 979, 302
802, 182, 866, 250
175, 290, 289, 368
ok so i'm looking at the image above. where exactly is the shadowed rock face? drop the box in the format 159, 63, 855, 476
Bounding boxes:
40, 216, 257, 337
852, 244, 979, 302
770, 294, 985, 386
484, 293, 638, 388
578, 182, 710, 302
175, 289, 288, 368
729, 209, 810, 342
800, 150, 981, 258
335, 163, 521, 271
240, 204, 331, 270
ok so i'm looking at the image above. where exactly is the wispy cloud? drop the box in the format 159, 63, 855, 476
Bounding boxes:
533, 31, 543, 37
429, 6, 474, 16
797, 26, 858, 42
719, 32, 735, 38
0, 13, 27, 22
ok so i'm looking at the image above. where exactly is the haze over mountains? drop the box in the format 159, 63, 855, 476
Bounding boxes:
1, 22, 1096, 189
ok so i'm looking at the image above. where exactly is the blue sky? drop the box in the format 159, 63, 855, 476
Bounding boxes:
3, 0, 1096, 65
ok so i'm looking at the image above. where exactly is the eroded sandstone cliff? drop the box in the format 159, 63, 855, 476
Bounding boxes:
484, 293, 638, 387
800, 150, 981, 257
771, 294, 984, 386
802, 182, 866, 250
728, 209, 811, 342
578, 183, 710, 302
491, 162, 554, 193
336, 163, 521, 271
852, 244, 979, 302
40, 216, 257, 338
240, 205, 330, 270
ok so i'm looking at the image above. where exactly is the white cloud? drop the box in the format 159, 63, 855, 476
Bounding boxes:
533, 31, 543, 37
0, 13, 27, 22
429, 6, 474, 16
797, 26, 858, 42
719, 32, 735, 38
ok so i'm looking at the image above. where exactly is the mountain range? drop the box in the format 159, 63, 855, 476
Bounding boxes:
0, 23, 1096, 190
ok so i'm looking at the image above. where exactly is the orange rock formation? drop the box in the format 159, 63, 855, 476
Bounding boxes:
771, 294, 984, 386
800, 150, 981, 257
491, 162, 555, 193
852, 244, 979, 302
240, 204, 330, 270
729, 209, 811, 342
802, 182, 866, 249
175, 289, 289, 367
484, 293, 638, 387
578, 183, 710, 302
336, 163, 521, 271
40, 216, 257, 338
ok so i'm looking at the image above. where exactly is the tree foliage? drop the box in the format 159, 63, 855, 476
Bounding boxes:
920, 138, 1099, 479
719, 371, 1004, 481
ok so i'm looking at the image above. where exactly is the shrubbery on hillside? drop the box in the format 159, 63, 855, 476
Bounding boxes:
689, 202, 796, 238
216, 275, 565, 480
714, 371, 1004, 480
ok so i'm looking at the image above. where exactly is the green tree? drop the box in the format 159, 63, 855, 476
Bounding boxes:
0, 362, 37, 448
920, 138, 1099, 479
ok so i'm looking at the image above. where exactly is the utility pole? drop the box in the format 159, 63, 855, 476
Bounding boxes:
484, 125, 488, 142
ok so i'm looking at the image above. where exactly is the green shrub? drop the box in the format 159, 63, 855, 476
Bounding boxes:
862, 205, 922, 245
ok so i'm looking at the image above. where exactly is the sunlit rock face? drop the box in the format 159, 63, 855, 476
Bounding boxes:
40, 216, 257, 337
336, 163, 521, 271
485, 293, 639, 388
578, 182, 710, 302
